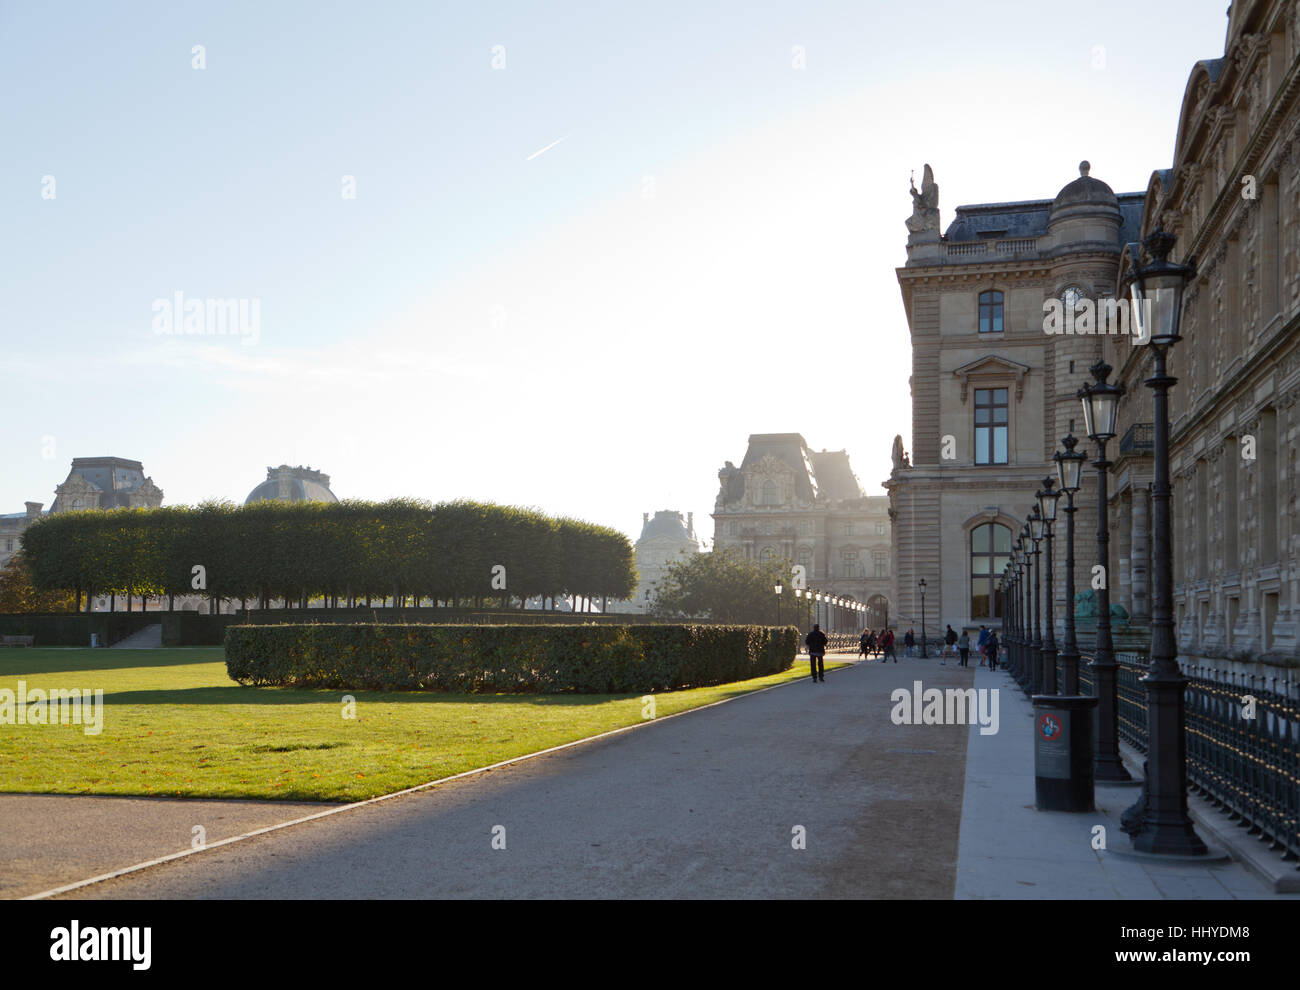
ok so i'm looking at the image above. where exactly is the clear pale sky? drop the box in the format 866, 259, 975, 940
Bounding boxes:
0, 0, 1230, 543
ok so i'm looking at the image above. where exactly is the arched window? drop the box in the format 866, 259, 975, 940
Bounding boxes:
978, 290, 1004, 333
797, 545, 812, 568
759, 480, 780, 505
971, 522, 1012, 618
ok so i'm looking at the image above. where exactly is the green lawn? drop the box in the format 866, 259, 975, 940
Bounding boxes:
0, 648, 843, 802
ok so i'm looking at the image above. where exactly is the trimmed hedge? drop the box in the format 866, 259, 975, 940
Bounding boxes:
224, 623, 799, 693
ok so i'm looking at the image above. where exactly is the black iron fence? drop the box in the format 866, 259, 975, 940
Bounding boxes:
1073, 651, 1300, 865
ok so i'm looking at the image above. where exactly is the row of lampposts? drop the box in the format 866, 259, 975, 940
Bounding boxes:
997, 228, 1206, 854
776, 583, 868, 632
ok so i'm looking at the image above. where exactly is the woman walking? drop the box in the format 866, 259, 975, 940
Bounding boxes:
957, 629, 971, 667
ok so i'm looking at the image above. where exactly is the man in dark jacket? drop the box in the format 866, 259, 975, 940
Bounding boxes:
986, 631, 1000, 671
805, 624, 828, 682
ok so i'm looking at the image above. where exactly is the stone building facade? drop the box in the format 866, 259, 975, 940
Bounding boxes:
609, 510, 702, 612
2, 457, 164, 586
888, 0, 1300, 674
1101, 0, 1300, 670
50, 457, 163, 513
245, 464, 338, 504
886, 164, 1141, 635
713, 433, 891, 625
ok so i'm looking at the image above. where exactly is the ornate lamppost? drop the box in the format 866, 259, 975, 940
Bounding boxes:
1029, 507, 1045, 694
1015, 535, 1028, 687
1037, 478, 1061, 694
918, 578, 928, 657
775, 580, 783, 625
1054, 436, 1087, 693
1078, 360, 1131, 782
1121, 229, 1208, 855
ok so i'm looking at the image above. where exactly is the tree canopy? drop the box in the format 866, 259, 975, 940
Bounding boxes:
650, 548, 794, 624
19, 499, 636, 607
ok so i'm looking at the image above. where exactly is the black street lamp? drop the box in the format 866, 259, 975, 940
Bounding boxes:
918, 578, 928, 657
1029, 506, 1044, 693
1078, 359, 1131, 782
1015, 534, 1028, 688
1121, 228, 1208, 855
1037, 477, 1061, 694
1054, 435, 1087, 693
775, 580, 783, 625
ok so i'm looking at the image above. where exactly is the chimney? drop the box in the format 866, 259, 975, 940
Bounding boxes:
25, 502, 42, 521
643, 512, 649, 525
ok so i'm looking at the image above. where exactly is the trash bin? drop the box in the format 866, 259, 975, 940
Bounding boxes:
1031, 694, 1098, 812
90, 632, 101, 648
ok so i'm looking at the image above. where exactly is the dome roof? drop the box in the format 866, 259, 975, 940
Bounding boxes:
245, 465, 338, 505
1050, 161, 1119, 214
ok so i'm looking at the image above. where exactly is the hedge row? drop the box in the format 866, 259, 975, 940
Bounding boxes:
224, 623, 799, 693
21, 498, 636, 606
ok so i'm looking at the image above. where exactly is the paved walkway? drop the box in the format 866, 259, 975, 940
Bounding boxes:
955, 662, 1289, 899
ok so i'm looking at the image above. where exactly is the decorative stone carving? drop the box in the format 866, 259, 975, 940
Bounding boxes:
906, 164, 940, 240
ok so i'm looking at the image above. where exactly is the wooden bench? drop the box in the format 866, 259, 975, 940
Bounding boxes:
0, 635, 35, 647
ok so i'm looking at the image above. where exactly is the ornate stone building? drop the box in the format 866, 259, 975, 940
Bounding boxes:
886, 163, 1141, 634
609, 510, 702, 612
888, 0, 1300, 673
1102, 0, 1300, 670
245, 464, 338, 504
0, 503, 45, 576
713, 433, 891, 625
2, 456, 163, 594
50, 457, 163, 513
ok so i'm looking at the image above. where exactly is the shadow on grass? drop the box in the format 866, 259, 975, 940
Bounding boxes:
94, 686, 643, 706
0, 648, 224, 678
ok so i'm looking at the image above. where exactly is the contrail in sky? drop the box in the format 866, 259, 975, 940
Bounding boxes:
525, 135, 568, 161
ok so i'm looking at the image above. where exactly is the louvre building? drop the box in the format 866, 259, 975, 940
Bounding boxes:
887, 0, 1300, 676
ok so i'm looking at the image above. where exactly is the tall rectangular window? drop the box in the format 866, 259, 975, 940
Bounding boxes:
1196, 459, 1209, 578
1259, 409, 1278, 564
873, 550, 889, 578
978, 291, 1004, 333
1223, 438, 1238, 572
974, 388, 1009, 464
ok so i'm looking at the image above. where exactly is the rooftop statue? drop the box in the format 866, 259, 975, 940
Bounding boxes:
906, 164, 940, 236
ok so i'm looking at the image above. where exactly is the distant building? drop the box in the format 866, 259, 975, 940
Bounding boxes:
635, 510, 702, 610
245, 465, 338, 505
0, 503, 45, 575
712, 434, 891, 626
50, 457, 163, 513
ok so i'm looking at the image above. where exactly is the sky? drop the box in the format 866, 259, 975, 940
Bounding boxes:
0, 0, 1232, 545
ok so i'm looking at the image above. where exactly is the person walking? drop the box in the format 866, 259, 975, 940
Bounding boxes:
882, 627, 897, 662
903, 628, 915, 658
805, 624, 828, 682
986, 630, 1000, 671
957, 629, 971, 667
944, 624, 958, 661
976, 625, 989, 667
859, 628, 871, 659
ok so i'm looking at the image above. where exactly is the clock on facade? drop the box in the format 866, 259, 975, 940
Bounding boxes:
1060, 286, 1087, 309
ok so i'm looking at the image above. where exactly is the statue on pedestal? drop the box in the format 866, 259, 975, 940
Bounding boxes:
906, 164, 940, 240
